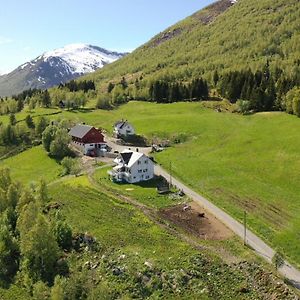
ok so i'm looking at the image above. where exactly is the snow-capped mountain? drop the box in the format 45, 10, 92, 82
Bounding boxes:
0, 44, 127, 96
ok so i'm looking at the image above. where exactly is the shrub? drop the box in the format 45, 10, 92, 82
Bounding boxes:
272, 251, 284, 270
61, 157, 81, 176
236, 100, 251, 114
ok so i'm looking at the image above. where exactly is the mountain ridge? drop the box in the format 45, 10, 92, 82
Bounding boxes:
81, 0, 299, 93
0, 44, 126, 96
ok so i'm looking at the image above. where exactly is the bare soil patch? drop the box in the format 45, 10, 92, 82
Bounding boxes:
159, 201, 232, 240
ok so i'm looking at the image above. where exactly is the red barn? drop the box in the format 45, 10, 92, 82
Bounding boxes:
69, 124, 106, 156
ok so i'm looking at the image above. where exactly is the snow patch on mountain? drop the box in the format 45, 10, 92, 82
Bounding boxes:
43, 43, 123, 74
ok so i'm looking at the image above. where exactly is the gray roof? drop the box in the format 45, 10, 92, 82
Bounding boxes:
114, 120, 130, 129
69, 124, 93, 138
120, 152, 133, 165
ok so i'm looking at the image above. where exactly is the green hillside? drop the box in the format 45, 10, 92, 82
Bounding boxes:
85, 0, 300, 87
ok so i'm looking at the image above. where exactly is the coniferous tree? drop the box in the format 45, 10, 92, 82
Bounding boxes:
25, 115, 35, 129
9, 113, 16, 126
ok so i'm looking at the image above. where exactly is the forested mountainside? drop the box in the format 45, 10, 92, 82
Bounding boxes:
86, 0, 300, 85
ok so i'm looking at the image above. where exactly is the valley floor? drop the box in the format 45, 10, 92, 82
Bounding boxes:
1, 101, 300, 298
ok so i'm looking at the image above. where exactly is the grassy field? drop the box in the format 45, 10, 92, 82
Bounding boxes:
2, 101, 300, 266
62, 102, 300, 267
45, 176, 268, 299
0, 145, 63, 184
0, 107, 62, 124
93, 167, 185, 209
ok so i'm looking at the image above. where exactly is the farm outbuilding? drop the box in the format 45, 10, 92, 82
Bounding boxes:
69, 124, 107, 156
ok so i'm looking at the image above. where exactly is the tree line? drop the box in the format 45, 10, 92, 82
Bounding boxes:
216, 63, 300, 114
0, 169, 73, 293
58, 80, 95, 93
149, 78, 209, 103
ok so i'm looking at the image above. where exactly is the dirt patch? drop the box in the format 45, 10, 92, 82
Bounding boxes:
192, 0, 234, 25
159, 202, 232, 240
148, 28, 183, 48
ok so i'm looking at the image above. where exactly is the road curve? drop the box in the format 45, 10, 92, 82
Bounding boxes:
154, 164, 300, 289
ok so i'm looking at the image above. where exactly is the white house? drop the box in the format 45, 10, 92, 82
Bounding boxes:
113, 120, 135, 137
109, 149, 154, 183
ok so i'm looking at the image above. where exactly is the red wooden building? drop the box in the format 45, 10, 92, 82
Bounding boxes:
69, 124, 106, 156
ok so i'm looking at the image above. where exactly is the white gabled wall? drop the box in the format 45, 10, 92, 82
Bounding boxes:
127, 154, 154, 183
114, 123, 135, 136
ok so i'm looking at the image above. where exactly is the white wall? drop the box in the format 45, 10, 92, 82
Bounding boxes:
128, 156, 154, 183
114, 124, 135, 136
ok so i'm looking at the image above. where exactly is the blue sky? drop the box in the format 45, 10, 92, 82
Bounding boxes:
0, 0, 214, 74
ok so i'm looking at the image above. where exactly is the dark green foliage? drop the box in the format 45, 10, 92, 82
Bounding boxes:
120, 77, 128, 89
35, 117, 48, 137
149, 78, 209, 103
9, 113, 16, 126
25, 115, 35, 129
59, 80, 95, 93
40, 90, 51, 108
20, 214, 60, 284
217, 65, 289, 112
272, 251, 285, 270
0, 220, 20, 285
213, 70, 219, 87
12, 89, 41, 102
61, 157, 81, 176
0, 124, 22, 146
49, 128, 71, 159
53, 221, 72, 250
42, 122, 72, 159
42, 125, 57, 152
107, 82, 115, 93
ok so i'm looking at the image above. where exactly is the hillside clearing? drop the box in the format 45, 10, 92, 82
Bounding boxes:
2, 101, 300, 267
0, 145, 62, 184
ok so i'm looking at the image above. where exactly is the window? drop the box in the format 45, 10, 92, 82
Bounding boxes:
145, 160, 148, 164
137, 160, 141, 165
138, 170, 142, 173
143, 169, 148, 173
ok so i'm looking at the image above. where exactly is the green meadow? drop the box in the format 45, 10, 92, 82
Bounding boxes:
93, 166, 185, 209
44, 176, 266, 299
0, 145, 62, 184
66, 102, 300, 267
2, 101, 300, 266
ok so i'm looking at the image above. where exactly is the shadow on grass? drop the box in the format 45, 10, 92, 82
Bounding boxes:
113, 175, 167, 190
65, 108, 96, 114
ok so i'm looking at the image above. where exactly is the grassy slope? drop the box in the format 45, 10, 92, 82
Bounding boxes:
47, 176, 262, 299
83, 0, 300, 87
64, 102, 300, 266
2, 101, 300, 266
0, 145, 62, 184
93, 167, 185, 209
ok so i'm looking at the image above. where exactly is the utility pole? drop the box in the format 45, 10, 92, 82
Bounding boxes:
169, 161, 172, 189
244, 211, 247, 246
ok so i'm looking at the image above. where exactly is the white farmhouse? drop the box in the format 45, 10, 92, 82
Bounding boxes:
113, 120, 135, 137
109, 149, 154, 183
